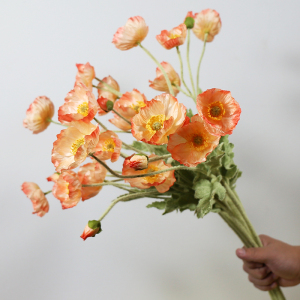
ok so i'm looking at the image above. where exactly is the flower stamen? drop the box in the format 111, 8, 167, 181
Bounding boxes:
77, 102, 89, 117
146, 114, 166, 134
131, 100, 146, 112
103, 139, 116, 152
71, 138, 85, 155
207, 101, 225, 120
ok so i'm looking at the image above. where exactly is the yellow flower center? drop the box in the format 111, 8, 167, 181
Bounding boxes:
71, 138, 85, 155
144, 166, 159, 184
103, 138, 116, 152
146, 114, 166, 134
169, 32, 181, 39
207, 101, 225, 121
190, 133, 209, 151
131, 101, 146, 113
77, 102, 89, 117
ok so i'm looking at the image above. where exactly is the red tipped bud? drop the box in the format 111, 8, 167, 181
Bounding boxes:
128, 154, 149, 170
80, 220, 102, 241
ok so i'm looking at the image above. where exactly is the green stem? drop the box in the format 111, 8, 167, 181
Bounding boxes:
94, 117, 108, 130
120, 152, 128, 158
44, 190, 52, 195
121, 141, 148, 156
47, 119, 67, 127
186, 29, 196, 101
138, 43, 174, 96
148, 154, 171, 162
93, 79, 122, 97
90, 154, 195, 179
98, 190, 161, 222
196, 33, 208, 95
113, 130, 131, 134
173, 84, 192, 98
112, 108, 131, 125
176, 46, 192, 96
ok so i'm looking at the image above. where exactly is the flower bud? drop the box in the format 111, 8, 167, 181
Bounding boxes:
184, 17, 195, 29
97, 97, 114, 112
80, 220, 102, 241
128, 154, 149, 170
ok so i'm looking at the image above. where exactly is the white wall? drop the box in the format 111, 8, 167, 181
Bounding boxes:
1, 0, 300, 299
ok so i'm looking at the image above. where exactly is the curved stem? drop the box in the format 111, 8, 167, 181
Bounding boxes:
173, 84, 192, 98
93, 117, 108, 130
138, 43, 174, 96
196, 33, 208, 95
176, 46, 192, 96
47, 119, 68, 127
44, 190, 52, 195
186, 29, 196, 101
90, 154, 195, 179
121, 141, 148, 156
98, 190, 161, 222
93, 79, 122, 97
148, 154, 171, 162
112, 108, 131, 125
114, 130, 131, 134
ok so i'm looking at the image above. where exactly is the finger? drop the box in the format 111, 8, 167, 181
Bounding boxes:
243, 260, 264, 269
243, 265, 270, 280
278, 278, 300, 287
236, 247, 269, 263
253, 282, 277, 291
248, 272, 278, 286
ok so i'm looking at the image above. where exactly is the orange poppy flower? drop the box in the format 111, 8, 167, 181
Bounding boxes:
23, 96, 54, 134
52, 170, 82, 209
167, 114, 220, 167
112, 16, 148, 50
193, 9, 221, 42
149, 62, 181, 96
75, 62, 95, 91
122, 154, 175, 193
78, 162, 107, 201
58, 83, 98, 135
80, 220, 101, 241
131, 93, 186, 145
21, 182, 49, 217
156, 24, 187, 49
93, 130, 122, 163
51, 126, 100, 172
109, 89, 147, 131
196, 88, 241, 136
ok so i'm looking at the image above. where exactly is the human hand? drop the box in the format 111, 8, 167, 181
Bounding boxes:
236, 234, 300, 291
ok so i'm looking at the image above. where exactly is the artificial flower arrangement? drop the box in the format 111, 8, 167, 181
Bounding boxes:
22, 10, 286, 300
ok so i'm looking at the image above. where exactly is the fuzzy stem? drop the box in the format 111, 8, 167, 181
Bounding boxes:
94, 79, 122, 97
93, 117, 108, 130
90, 154, 194, 179
176, 46, 192, 96
112, 108, 131, 125
186, 29, 196, 101
47, 119, 67, 127
121, 141, 148, 156
44, 190, 52, 195
196, 33, 208, 95
173, 84, 192, 98
148, 154, 172, 162
138, 43, 174, 96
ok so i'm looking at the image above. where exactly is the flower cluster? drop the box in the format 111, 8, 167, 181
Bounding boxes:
21, 9, 239, 239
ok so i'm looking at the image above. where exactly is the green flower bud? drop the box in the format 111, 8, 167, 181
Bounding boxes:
184, 17, 195, 29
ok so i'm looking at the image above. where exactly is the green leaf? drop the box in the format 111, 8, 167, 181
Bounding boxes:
212, 182, 226, 201
195, 197, 216, 218
193, 179, 212, 200
186, 108, 194, 118
147, 201, 166, 210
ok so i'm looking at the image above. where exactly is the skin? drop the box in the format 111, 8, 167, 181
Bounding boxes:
236, 234, 300, 291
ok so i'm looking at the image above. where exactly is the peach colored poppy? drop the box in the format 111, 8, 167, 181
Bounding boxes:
96, 76, 120, 116
80, 221, 101, 241
167, 114, 220, 167
127, 154, 148, 170
47, 173, 60, 183
196, 88, 241, 136
193, 9, 221, 42
156, 24, 187, 50
23, 96, 54, 134
52, 170, 82, 209
109, 89, 147, 131
78, 162, 107, 201
149, 62, 181, 96
131, 93, 186, 145
112, 16, 148, 50
75, 62, 95, 92
21, 182, 49, 217
93, 130, 122, 163
122, 154, 175, 193
58, 83, 98, 135
52, 126, 100, 172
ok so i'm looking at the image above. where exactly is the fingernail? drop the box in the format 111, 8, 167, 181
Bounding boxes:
236, 248, 246, 257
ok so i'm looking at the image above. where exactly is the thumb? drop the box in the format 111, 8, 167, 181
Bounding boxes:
236, 247, 269, 263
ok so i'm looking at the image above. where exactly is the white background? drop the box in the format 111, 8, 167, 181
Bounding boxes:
1, 0, 300, 299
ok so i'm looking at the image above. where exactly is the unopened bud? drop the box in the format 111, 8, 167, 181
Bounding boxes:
80, 220, 102, 241
184, 16, 195, 29
129, 154, 148, 170
97, 97, 114, 112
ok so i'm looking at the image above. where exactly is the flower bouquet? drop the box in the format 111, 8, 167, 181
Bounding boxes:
21, 9, 286, 300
